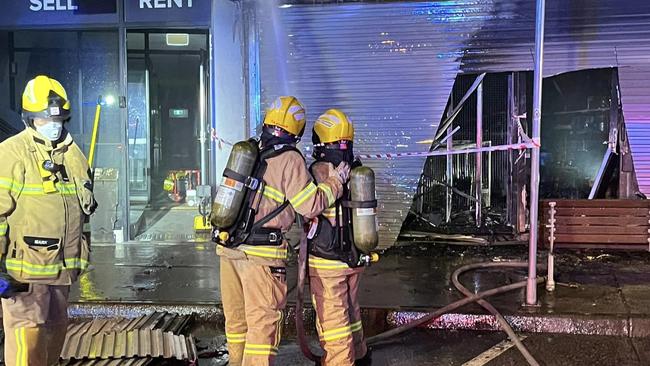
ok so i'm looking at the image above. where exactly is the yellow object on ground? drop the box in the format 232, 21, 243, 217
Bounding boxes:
193, 215, 212, 232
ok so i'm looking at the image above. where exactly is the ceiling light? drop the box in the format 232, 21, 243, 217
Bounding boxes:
166, 33, 189, 47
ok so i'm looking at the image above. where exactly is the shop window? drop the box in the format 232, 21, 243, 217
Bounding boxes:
0, 30, 124, 243
9, 31, 121, 159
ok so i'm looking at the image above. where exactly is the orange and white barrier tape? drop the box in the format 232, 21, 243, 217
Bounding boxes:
210, 128, 540, 160
211, 128, 234, 148
357, 140, 539, 160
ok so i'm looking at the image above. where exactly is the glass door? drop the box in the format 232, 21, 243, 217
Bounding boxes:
127, 31, 210, 242
127, 57, 151, 203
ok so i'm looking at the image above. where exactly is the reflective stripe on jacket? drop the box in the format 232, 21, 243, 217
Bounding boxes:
0, 129, 94, 285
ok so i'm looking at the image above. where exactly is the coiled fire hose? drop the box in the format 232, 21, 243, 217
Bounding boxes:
296, 229, 544, 366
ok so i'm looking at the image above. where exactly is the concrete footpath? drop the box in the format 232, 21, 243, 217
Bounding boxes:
68, 241, 650, 338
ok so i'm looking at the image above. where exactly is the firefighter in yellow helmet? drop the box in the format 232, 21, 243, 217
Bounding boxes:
0, 75, 96, 366
214, 96, 350, 366
308, 109, 371, 366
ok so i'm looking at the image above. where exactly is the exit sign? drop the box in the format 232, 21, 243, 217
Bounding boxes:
169, 109, 188, 119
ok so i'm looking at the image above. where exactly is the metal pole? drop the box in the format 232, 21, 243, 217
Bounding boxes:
199, 58, 208, 185
475, 82, 483, 227
446, 97, 454, 223
119, 25, 130, 241
487, 141, 492, 208
145, 69, 152, 193
527, 0, 546, 306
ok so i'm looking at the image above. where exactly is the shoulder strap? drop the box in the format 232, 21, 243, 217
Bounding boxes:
250, 200, 290, 233
253, 143, 301, 189
242, 145, 300, 238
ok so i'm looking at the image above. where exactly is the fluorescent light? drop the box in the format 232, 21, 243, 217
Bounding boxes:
279, 4, 292, 8
104, 95, 115, 106
166, 33, 189, 47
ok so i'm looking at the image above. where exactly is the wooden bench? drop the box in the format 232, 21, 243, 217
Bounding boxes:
540, 199, 650, 291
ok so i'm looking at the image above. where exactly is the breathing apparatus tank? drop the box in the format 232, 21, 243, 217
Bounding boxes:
210, 140, 259, 229
349, 166, 378, 254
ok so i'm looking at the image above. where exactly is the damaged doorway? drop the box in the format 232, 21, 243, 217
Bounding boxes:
127, 31, 210, 242
405, 69, 620, 244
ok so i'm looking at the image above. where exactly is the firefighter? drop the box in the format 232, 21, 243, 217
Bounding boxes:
308, 109, 372, 366
0, 75, 96, 366
214, 96, 350, 366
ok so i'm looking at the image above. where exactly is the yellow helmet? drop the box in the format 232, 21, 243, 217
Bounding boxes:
312, 109, 355, 145
263, 96, 306, 137
21, 75, 71, 124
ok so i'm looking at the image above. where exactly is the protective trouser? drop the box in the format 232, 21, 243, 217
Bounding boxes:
310, 271, 367, 366
2, 284, 70, 366
220, 256, 287, 366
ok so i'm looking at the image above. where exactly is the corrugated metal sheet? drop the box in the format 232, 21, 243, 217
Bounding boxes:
60, 312, 196, 365
255, 0, 650, 247
619, 65, 650, 196
458, 1, 650, 75
257, 2, 460, 248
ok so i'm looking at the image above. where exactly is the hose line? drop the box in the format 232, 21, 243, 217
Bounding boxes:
295, 225, 543, 366
367, 261, 544, 366
451, 262, 540, 366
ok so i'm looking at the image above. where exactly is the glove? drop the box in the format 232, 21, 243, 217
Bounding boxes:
331, 162, 351, 184
0, 272, 29, 298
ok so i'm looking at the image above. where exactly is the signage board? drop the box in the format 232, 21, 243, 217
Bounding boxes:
125, 0, 211, 25
0, 0, 119, 27
0, 0, 212, 27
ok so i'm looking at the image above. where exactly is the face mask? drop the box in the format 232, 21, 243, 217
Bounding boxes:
35, 121, 63, 141
313, 142, 355, 167
261, 126, 298, 147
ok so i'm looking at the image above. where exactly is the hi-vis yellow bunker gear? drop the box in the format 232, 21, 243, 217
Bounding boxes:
214, 96, 349, 366
0, 127, 95, 366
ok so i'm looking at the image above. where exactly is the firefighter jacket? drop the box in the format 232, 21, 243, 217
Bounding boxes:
308, 161, 364, 277
0, 128, 95, 285
218, 149, 343, 267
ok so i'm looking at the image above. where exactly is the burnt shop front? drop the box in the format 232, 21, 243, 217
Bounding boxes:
0, 0, 249, 243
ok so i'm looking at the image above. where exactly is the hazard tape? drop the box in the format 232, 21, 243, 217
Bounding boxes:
211, 128, 234, 148
209, 129, 539, 160
356, 140, 539, 160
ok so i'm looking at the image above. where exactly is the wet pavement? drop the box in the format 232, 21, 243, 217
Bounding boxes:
70, 242, 650, 337
72, 242, 219, 304
57, 241, 650, 364
370, 331, 650, 366
192, 329, 650, 366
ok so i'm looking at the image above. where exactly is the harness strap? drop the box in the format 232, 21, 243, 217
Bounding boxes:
222, 142, 302, 247
224, 168, 259, 190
